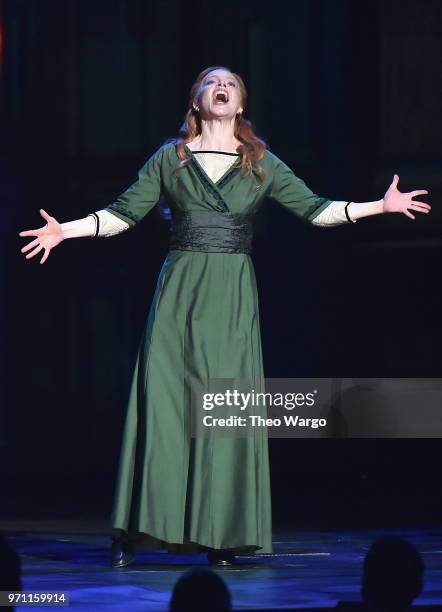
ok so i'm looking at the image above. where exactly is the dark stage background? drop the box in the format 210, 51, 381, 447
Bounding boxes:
1, 0, 442, 529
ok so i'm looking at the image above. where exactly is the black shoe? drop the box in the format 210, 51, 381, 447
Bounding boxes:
207, 549, 235, 566
111, 535, 135, 568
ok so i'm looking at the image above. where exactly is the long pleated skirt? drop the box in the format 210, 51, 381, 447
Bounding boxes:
110, 249, 273, 554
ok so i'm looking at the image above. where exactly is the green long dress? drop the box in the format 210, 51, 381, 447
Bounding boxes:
106, 141, 332, 555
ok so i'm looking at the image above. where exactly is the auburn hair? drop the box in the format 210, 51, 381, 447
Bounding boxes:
173, 66, 267, 183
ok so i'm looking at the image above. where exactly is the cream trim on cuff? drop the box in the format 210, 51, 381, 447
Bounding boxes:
311, 200, 357, 226
94, 210, 130, 237
60, 211, 131, 239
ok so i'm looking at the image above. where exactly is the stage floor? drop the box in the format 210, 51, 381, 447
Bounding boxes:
1, 522, 442, 611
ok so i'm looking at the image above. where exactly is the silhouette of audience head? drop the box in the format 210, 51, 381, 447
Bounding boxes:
169, 567, 231, 612
0, 532, 21, 611
362, 536, 424, 608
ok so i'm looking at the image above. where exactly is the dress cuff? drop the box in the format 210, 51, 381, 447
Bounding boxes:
91, 210, 131, 237
311, 200, 357, 226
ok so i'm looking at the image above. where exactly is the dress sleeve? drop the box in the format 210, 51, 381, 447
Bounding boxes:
267, 154, 333, 223
103, 145, 165, 227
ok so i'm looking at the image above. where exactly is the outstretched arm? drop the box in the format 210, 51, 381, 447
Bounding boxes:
267, 153, 431, 226
19, 209, 130, 264
18, 145, 166, 264
313, 174, 430, 226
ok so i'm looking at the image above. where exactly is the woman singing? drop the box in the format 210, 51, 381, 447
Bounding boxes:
19, 66, 431, 567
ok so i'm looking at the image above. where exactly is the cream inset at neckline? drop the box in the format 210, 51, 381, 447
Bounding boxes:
192, 151, 239, 183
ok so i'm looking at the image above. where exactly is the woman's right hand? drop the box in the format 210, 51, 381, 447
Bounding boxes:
19, 209, 64, 265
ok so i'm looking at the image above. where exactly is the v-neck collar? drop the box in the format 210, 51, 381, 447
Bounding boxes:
184, 144, 241, 213
184, 144, 240, 188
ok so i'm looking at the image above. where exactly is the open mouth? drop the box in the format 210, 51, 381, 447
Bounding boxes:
214, 90, 229, 104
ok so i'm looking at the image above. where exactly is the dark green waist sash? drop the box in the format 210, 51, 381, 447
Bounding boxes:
170, 210, 253, 254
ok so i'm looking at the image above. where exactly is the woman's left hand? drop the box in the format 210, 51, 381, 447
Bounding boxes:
383, 174, 431, 220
